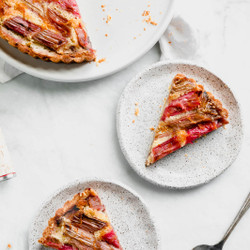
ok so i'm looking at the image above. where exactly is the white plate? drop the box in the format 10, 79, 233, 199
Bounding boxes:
0, 0, 174, 82
29, 178, 159, 249
117, 61, 243, 189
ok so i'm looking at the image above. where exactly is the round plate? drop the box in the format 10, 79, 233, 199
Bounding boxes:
0, 0, 174, 82
29, 178, 159, 249
117, 61, 243, 189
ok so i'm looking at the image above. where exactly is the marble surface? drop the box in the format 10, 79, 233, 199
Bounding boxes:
0, 0, 250, 249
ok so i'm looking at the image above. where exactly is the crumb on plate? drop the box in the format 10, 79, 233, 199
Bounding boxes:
98, 58, 106, 63
135, 107, 139, 116
7, 244, 11, 248
135, 102, 139, 106
106, 15, 112, 23
95, 58, 106, 66
144, 16, 158, 25
105, 34, 108, 37
150, 127, 155, 131
142, 10, 150, 16
150, 21, 157, 26
168, 41, 172, 44
132, 120, 135, 123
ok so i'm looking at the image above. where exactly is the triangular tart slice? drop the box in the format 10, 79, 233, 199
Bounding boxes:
0, 0, 95, 63
146, 73, 229, 166
39, 188, 122, 250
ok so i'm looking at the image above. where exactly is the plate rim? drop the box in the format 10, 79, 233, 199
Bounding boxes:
0, 0, 175, 83
28, 177, 160, 249
116, 60, 243, 189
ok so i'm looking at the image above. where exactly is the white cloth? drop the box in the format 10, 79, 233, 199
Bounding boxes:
0, 59, 22, 83
159, 14, 200, 63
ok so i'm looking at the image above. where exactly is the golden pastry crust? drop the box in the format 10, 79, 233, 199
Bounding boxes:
0, 0, 96, 63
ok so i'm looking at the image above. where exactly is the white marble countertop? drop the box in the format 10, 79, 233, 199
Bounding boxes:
0, 0, 250, 249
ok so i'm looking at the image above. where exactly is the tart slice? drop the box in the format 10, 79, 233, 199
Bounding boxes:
146, 73, 229, 166
39, 188, 122, 250
0, 0, 95, 63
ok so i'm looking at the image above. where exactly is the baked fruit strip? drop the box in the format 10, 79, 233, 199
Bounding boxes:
39, 188, 122, 250
0, 0, 95, 63
146, 73, 229, 166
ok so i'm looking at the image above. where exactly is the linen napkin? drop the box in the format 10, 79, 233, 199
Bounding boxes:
0, 59, 22, 83
159, 14, 201, 63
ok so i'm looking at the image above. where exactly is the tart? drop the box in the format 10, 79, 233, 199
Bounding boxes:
0, 0, 95, 63
146, 73, 229, 166
39, 188, 122, 250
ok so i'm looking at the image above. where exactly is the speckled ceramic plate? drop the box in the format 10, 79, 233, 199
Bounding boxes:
117, 61, 243, 189
29, 178, 159, 250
